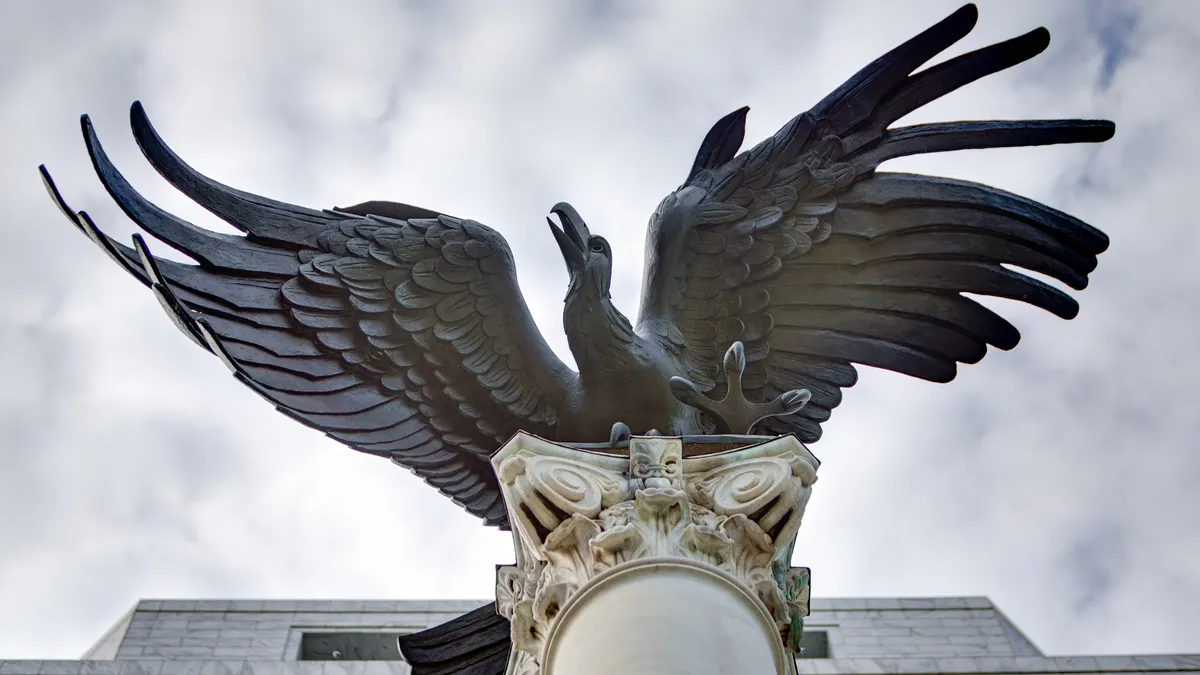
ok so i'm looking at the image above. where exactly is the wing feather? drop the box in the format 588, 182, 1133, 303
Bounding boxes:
43, 104, 575, 527
637, 4, 1114, 442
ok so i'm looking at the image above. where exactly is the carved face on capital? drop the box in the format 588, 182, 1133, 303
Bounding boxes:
630, 437, 683, 490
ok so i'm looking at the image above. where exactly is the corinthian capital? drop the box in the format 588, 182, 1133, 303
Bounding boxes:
491, 433, 818, 674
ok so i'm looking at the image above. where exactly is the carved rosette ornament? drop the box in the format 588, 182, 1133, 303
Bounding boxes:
492, 433, 818, 675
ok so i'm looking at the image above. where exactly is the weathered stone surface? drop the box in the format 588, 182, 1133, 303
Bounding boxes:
492, 433, 818, 675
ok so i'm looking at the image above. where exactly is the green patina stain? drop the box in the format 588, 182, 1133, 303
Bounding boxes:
783, 567, 810, 653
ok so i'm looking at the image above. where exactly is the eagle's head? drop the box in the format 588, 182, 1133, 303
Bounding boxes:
548, 202, 612, 301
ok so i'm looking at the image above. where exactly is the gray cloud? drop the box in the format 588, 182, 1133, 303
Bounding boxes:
1, 0, 1197, 660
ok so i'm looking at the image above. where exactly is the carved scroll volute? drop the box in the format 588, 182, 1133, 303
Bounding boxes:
497, 452, 630, 557
688, 452, 816, 545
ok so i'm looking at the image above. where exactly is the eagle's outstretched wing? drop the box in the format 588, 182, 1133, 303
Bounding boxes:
636, 4, 1114, 442
42, 103, 576, 527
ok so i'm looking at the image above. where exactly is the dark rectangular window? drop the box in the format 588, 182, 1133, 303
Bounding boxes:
796, 630, 829, 658
300, 632, 407, 661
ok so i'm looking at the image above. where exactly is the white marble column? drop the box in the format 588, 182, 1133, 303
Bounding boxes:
491, 433, 817, 675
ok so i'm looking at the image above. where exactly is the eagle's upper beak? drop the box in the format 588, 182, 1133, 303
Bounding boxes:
547, 202, 592, 275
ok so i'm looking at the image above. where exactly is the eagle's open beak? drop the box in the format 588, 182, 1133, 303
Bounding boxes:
547, 202, 591, 274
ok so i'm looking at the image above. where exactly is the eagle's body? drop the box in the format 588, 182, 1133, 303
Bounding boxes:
558, 291, 693, 441
43, 4, 1115, 529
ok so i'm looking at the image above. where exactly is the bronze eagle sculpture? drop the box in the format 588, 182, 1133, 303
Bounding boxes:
41, 4, 1113, 528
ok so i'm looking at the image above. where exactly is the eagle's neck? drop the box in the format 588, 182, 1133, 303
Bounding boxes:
564, 292, 645, 380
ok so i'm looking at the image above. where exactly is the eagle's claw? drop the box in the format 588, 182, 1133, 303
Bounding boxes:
671, 342, 811, 435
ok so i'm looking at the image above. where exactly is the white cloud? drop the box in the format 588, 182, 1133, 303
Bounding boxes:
0, 0, 1197, 659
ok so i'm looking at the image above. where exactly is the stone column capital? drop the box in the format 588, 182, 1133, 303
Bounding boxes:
492, 433, 817, 675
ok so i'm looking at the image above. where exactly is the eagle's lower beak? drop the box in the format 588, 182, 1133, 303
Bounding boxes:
548, 202, 591, 274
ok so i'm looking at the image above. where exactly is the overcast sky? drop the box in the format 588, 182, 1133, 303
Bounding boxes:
1, 0, 1197, 661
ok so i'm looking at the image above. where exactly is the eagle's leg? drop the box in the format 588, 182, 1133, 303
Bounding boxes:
669, 342, 811, 435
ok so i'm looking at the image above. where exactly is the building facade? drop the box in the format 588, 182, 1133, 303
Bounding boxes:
0, 597, 1197, 674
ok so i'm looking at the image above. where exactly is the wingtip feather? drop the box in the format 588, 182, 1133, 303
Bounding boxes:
688, 106, 752, 182
129, 100, 163, 157
40, 163, 155, 287
1090, 120, 1117, 142
129, 101, 155, 146
952, 3, 979, 28
40, 164, 82, 232
815, 2, 980, 126
1028, 26, 1051, 52
919, 3, 979, 54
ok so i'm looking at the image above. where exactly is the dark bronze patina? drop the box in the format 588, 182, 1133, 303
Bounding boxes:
42, 4, 1113, 534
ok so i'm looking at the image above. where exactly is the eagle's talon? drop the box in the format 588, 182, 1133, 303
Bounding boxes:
723, 341, 747, 380
668, 376, 703, 405
775, 389, 812, 416
609, 422, 632, 446
671, 341, 809, 435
